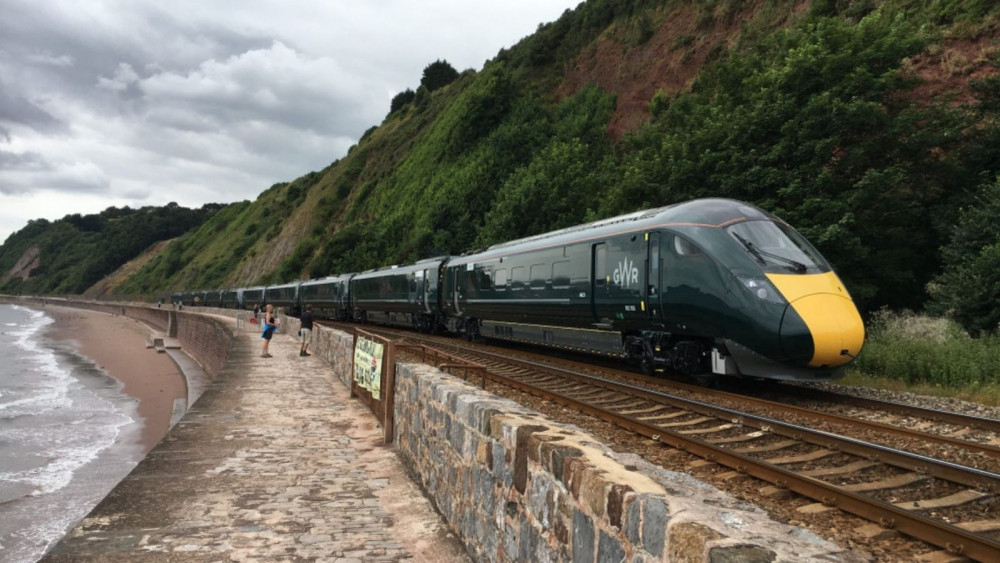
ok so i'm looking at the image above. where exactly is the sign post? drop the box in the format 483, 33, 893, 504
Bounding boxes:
351, 329, 395, 444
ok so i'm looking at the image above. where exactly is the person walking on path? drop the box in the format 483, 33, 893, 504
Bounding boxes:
253, 303, 260, 322
261, 304, 279, 358
299, 304, 314, 357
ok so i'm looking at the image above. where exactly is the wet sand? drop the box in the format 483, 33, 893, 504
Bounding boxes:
43, 305, 186, 453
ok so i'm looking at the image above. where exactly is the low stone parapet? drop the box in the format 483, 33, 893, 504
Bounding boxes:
391, 363, 852, 561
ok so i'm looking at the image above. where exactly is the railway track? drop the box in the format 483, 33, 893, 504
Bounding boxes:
336, 323, 1000, 560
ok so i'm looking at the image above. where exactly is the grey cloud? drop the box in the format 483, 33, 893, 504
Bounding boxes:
0, 150, 108, 195
0, 77, 67, 134
0, 150, 49, 172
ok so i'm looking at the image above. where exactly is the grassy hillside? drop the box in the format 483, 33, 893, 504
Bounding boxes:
4, 0, 999, 334
0, 203, 216, 296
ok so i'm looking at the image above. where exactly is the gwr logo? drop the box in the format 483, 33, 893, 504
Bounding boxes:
613, 258, 639, 288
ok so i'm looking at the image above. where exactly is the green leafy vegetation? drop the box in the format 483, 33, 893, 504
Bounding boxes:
847, 310, 1000, 405
420, 60, 460, 92
0, 203, 216, 295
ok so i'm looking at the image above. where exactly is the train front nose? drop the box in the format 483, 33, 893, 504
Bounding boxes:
768, 273, 866, 368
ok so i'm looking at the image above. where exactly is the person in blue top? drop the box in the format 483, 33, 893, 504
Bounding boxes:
261, 304, 279, 358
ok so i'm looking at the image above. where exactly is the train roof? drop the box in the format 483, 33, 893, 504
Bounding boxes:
450, 199, 773, 264
351, 256, 448, 280
300, 274, 352, 286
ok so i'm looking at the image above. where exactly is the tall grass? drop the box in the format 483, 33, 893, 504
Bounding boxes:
846, 310, 1000, 405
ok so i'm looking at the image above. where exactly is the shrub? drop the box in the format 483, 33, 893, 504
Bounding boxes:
853, 310, 1000, 389
421, 60, 459, 92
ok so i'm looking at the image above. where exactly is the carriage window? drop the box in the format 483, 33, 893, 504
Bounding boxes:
494, 269, 507, 289
594, 244, 606, 286
552, 261, 571, 289
530, 264, 547, 289
478, 267, 492, 290
510, 266, 526, 290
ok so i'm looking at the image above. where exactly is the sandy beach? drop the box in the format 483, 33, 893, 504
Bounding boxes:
42, 305, 186, 453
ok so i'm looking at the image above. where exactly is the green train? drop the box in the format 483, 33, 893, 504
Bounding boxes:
174, 199, 865, 383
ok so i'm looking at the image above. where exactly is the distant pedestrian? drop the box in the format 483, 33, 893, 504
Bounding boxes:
253, 303, 260, 322
157, 299, 162, 308
299, 304, 314, 357
261, 304, 279, 358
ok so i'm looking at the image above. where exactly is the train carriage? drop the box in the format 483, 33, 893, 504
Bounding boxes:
443, 199, 864, 381
349, 257, 446, 332
264, 282, 302, 315
242, 286, 265, 310
299, 275, 353, 320
220, 288, 240, 309
202, 289, 224, 308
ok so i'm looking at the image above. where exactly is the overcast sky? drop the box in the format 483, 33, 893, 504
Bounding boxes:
0, 0, 581, 244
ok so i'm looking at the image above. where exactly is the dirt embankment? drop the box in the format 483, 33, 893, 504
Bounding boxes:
558, 3, 999, 139
1, 246, 41, 283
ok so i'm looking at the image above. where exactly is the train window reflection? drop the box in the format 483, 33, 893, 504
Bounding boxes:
726, 220, 829, 272
673, 236, 701, 256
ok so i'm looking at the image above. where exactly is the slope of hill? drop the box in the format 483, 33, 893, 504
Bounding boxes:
0, 204, 218, 296
4, 0, 999, 332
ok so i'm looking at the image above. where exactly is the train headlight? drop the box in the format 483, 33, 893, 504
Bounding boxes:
736, 276, 785, 304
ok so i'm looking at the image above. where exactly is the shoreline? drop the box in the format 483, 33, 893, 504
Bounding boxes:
41, 305, 187, 453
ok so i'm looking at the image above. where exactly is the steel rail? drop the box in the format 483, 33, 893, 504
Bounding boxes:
633, 374, 1000, 459
464, 348, 1000, 492
783, 385, 1000, 435
480, 359, 1000, 560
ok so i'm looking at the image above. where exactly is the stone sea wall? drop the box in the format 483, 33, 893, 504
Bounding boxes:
289, 319, 847, 562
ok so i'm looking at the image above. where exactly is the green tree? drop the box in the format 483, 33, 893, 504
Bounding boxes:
390, 88, 416, 113
928, 178, 1000, 334
420, 60, 459, 92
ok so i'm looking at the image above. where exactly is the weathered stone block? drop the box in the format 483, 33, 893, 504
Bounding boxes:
642, 496, 669, 558
669, 521, 725, 562
579, 466, 608, 519
598, 529, 626, 563
607, 483, 632, 530
572, 508, 595, 563
624, 494, 641, 546
518, 518, 539, 562
708, 543, 777, 562
514, 425, 546, 495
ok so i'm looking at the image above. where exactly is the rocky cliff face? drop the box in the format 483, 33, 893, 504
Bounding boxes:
1, 246, 40, 283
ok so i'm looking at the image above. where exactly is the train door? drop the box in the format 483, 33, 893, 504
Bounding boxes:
646, 232, 662, 320
451, 267, 463, 315
591, 243, 610, 325
661, 233, 726, 337
420, 269, 432, 313
592, 238, 646, 326
412, 270, 423, 310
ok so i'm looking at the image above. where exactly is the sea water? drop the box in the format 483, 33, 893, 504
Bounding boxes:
0, 304, 144, 562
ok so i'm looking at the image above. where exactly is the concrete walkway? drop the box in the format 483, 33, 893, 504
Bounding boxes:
43, 317, 468, 562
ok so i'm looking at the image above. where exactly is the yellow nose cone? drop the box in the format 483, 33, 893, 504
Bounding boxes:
767, 272, 865, 367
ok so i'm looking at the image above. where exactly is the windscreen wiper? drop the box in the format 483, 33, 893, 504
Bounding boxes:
732, 233, 807, 273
